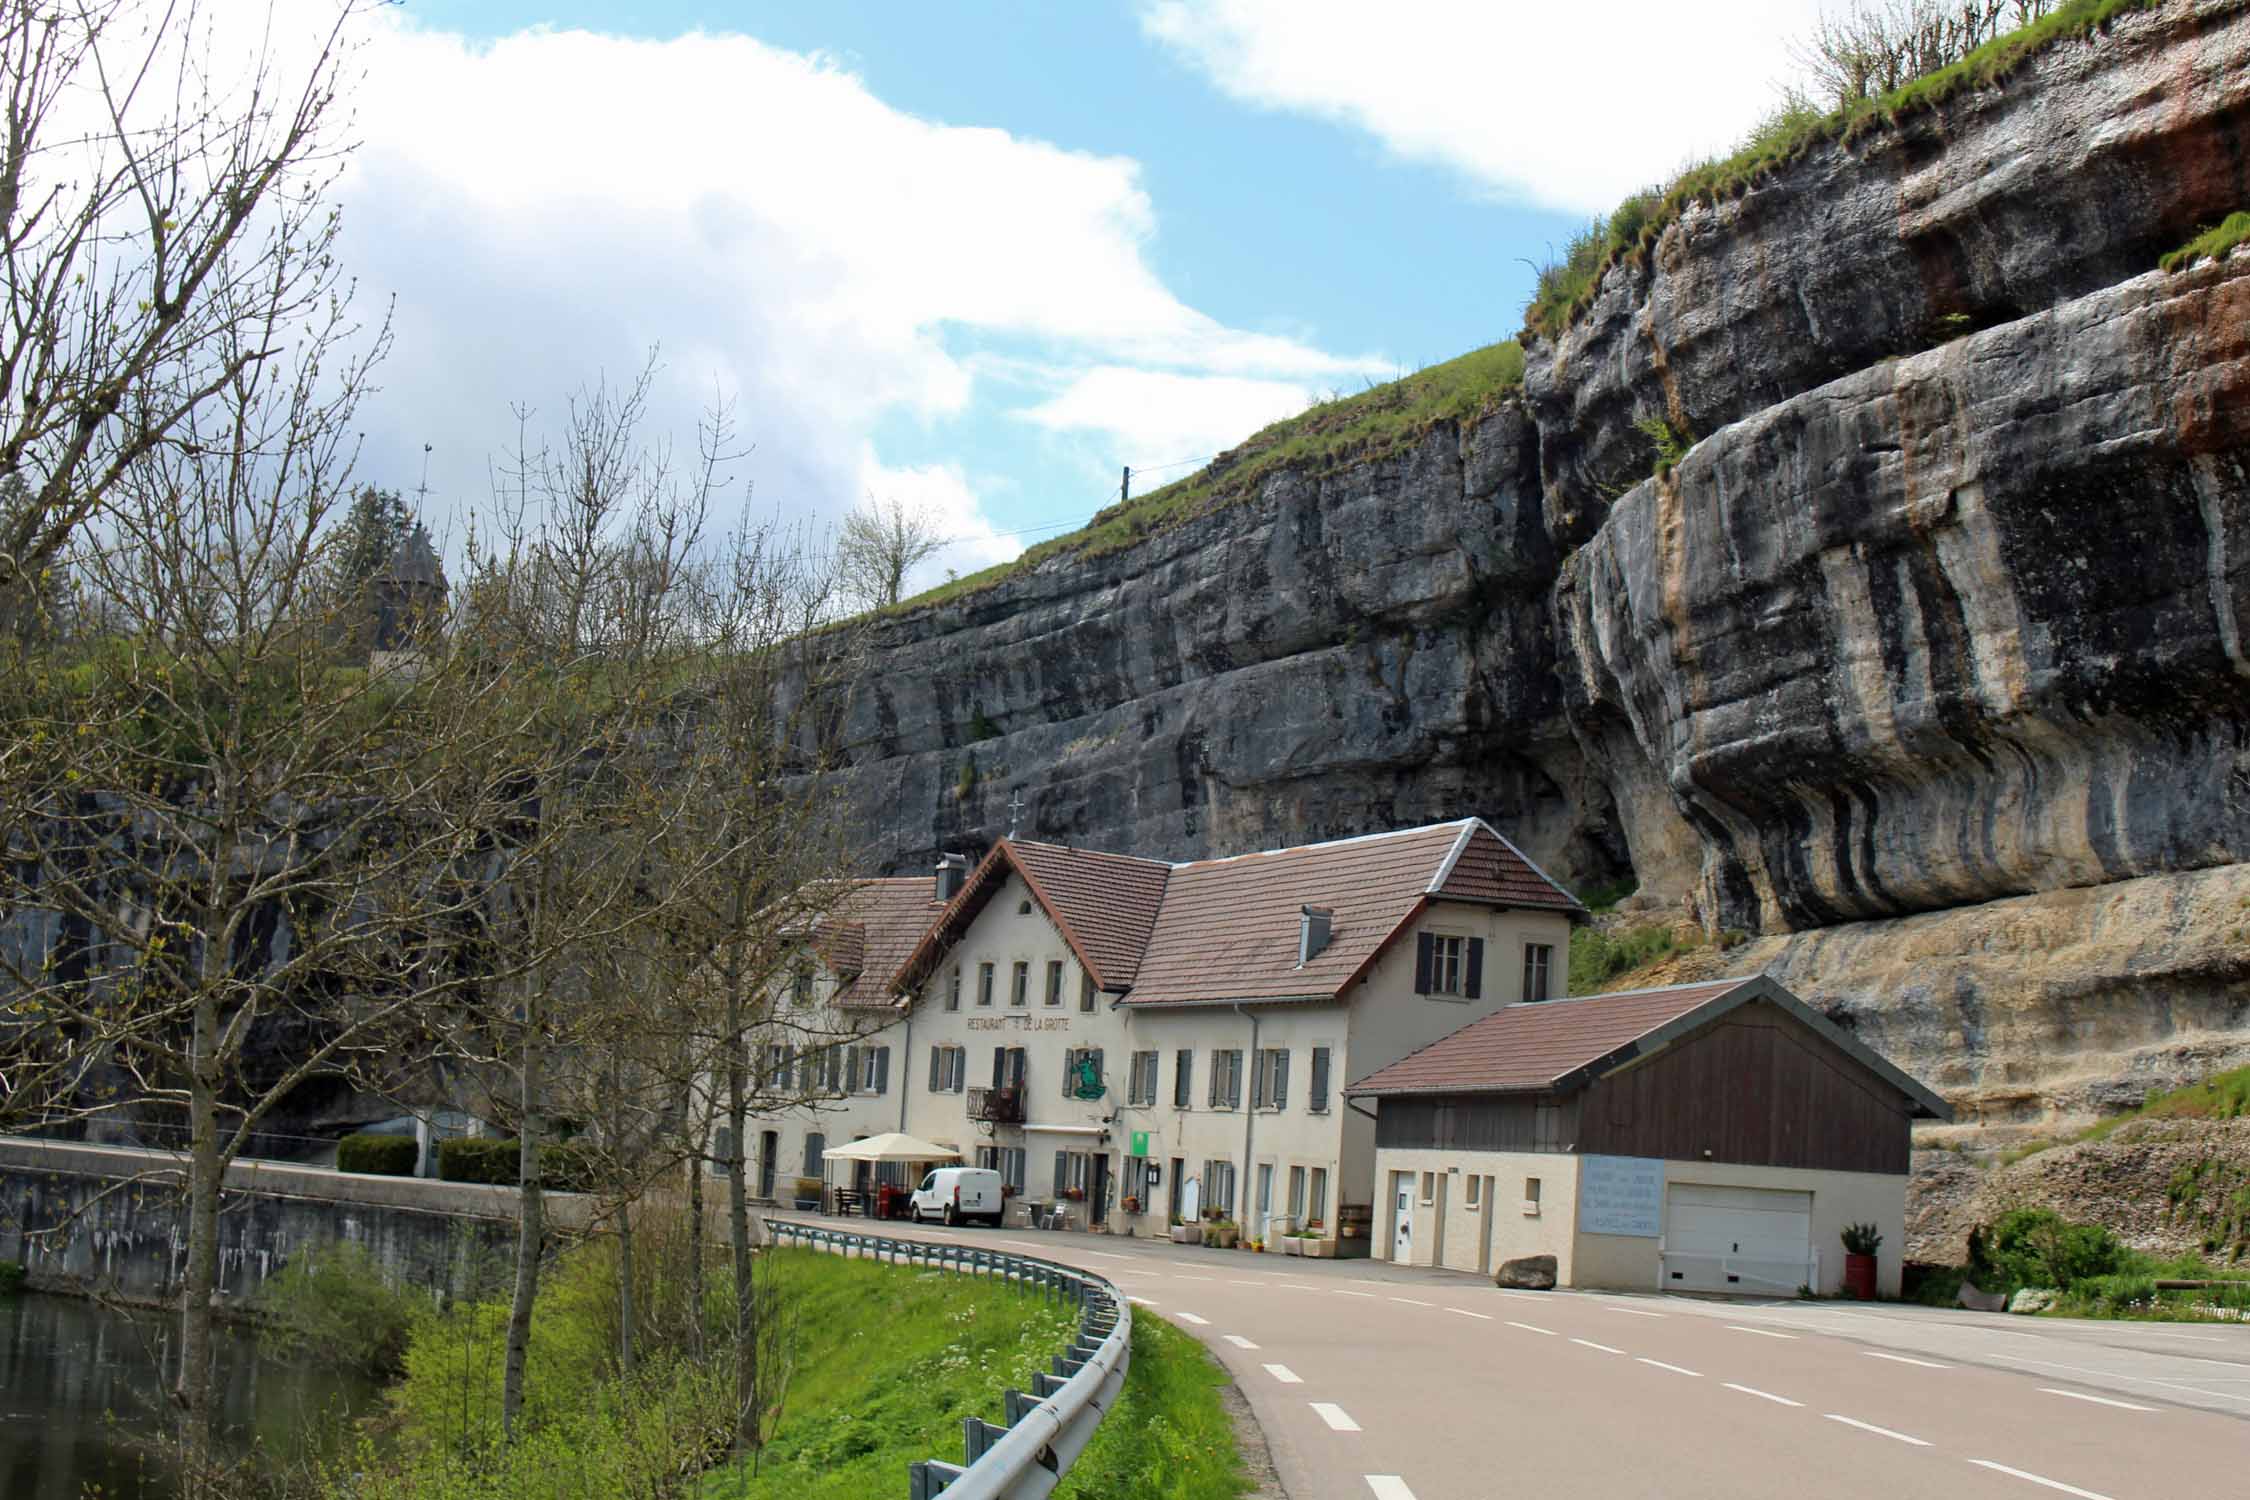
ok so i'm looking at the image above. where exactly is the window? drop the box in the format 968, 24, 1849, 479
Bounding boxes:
1201, 1158, 1237, 1216
792, 963, 815, 1007
1308, 1167, 1327, 1225
1010, 960, 1029, 1007
803, 1132, 826, 1178
819, 1046, 842, 1092
1044, 960, 1064, 1007
977, 961, 995, 1007
1288, 1165, 1305, 1217
1052, 1149, 1091, 1197
976, 1145, 998, 1172
982, 1145, 1023, 1193
991, 1045, 1027, 1090
1173, 1049, 1194, 1109
1413, 932, 1484, 999
711, 1125, 734, 1178
1124, 1155, 1152, 1208
1127, 1050, 1159, 1106
1525, 1177, 1542, 1216
946, 966, 962, 1012
1252, 1048, 1290, 1111
1419, 1171, 1436, 1205
764, 1043, 792, 1091
1208, 1049, 1243, 1110
1061, 1045, 1104, 1099
1466, 1175, 1482, 1208
1523, 943, 1553, 1003
928, 1044, 966, 1093
1308, 1046, 1332, 1114
1080, 973, 1098, 1012
846, 1045, 889, 1096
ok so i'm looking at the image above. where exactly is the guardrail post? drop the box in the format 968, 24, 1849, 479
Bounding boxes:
909, 1459, 966, 1498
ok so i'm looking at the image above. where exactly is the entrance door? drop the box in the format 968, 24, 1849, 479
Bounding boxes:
757, 1131, 778, 1200
803, 1132, 826, 1179
1256, 1164, 1273, 1239
1430, 1174, 1449, 1266
1391, 1172, 1414, 1262
1663, 1184, 1813, 1295
1090, 1155, 1111, 1223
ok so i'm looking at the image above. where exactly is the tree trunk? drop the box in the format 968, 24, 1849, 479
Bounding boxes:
687, 1101, 707, 1364
725, 943, 756, 1453
501, 1009, 544, 1442
174, 991, 223, 1478
617, 1197, 636, 1376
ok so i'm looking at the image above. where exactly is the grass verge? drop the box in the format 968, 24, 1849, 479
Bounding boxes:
2160, 210, 2250, 271
1054, 1313, 1252, 1500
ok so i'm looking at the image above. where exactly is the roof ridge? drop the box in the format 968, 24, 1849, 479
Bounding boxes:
1004, 839, 1173, 870
1169, 818, 1474, 871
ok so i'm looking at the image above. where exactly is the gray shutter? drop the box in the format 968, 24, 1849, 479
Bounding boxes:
1311, 1047, 1330, 1111
1061, 1047, 1074, 1099
1274, 1049, 1289, 1110
1414, 932, 1434, 994
1053, 1150, 1067, 1196
1231, 1052, 1243, 1108
1466, 937, 1485, 999
846, 1047, 861, 1093
1207, 1053, 1220, 1108
994, 1046, 1006, 1088
875, 1047, 890, 1095
929, 1046, 942, 1092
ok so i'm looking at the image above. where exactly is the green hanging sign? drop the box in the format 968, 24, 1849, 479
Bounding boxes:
1129, 1130, 1149, 1157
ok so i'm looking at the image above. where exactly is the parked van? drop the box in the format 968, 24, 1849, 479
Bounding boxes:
910, 1166, 1004, 1226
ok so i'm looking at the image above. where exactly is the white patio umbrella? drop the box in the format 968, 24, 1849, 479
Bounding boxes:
819, 1132, 963, 1163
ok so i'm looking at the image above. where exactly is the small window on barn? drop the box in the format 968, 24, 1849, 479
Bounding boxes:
1465, 1176, 1481, 1209
1524, 1177, 1542, 1217
1419, 1171, 1435, 1205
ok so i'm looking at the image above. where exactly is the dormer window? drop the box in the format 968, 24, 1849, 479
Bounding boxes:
1299, 905, 1332, 964
792, 964, 815, 1007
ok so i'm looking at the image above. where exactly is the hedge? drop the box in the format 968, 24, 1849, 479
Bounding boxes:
337, 1132, 420, 1176
437, 1137, 520, 1184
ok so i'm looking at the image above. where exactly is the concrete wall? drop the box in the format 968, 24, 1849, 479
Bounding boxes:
0, 1138, 576, 1305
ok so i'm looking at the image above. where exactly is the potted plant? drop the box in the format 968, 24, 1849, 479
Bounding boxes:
793, 1177, 822, 1212
1122, 1194, 1142, 1215
1170, 1213, 1201, 1246
1841, 1222, 1882, 1300
1208, 1217, 1239, 1250
1061, 1185, 1085, 1202
1281, 1229, 1303, 1256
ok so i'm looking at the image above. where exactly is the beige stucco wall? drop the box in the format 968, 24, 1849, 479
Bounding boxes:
1372, 1148, 1579, 1276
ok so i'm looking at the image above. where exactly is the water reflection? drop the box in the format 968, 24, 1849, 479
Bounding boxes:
0, 1292, 380, 1499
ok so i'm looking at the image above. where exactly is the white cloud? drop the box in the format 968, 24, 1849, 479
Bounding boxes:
853, 452, 1021, 592
288, 10, 1386, 553
1140, 0, 1832, 215
1020, 367, 1316, 468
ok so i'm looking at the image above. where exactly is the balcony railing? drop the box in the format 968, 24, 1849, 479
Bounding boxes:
967, 1085, 1025, 1124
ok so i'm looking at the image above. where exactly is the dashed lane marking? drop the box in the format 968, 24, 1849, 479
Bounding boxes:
1967, 1460, 2117, 1498
1571, 1338, 1624, 1354
1173, 1275, 1215, 1282
1865, 1351, 1950, 1369
1824, 1415, 1930, 1447
1606, 1306, 1665, 1317
1264, 1364, 1303, 1384
1333, 1290, 1379, 1299
1230, 1280, 1265, 1287
1727, 1325, 1797, 1340
1506, 1321, 1557, 1337
2037, 1389, 2156, 1412
1224, 1335, 1259, 1350
1446, 1307, 1492, 1321
1496, 1290, 1547, 1301
1390, 1297, 1434, 1307
1637, 1359, 1701, 1377
1085, 1251, 1132, 1261
1724, 1383, 1802, 1407
1365, 1478, 1417, 1500
1175, 1313, 1210, 1326
1311, 1402, 1362, 1432
1128, 1297, 1158, 1306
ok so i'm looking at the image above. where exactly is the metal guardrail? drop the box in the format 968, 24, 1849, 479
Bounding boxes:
766, 1218, 1131, 1499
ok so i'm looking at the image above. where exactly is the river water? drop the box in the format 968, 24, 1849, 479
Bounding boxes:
0, 1291, 381, 1499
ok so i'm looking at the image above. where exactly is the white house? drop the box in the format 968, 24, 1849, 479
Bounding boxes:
743, 819, 1582, 1239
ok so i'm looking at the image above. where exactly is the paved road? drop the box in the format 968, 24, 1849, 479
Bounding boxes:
797, 1213, 2249, 1500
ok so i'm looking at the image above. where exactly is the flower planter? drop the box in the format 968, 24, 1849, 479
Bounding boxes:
1281, 1235, 1303, 1256
1301, 1238, 1338, 1259
1207, 1224, 1239, 1250
1844, 1252, 1878, 1301
1171, 1223, 1202, 1245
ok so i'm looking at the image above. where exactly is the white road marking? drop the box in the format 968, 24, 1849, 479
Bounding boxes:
1263, 1363, 1304, 1384
1224, 1335, 1259, 1350
1085, 1251, 1132, 1261
1638, 1358, 1701, 1377
1606, 1305, 1665, 1317
1229, 1279, 1265, 1287
1727, 1325, 1797, 1340
1365, 1478, 1417, 1500
1128, 1297, 1158, 1306
1173, 1275, 1215, 1282
2112, 1328, 2219, 1343
1571, 1338, 1624, 1354
1390, 1297, 1434, 1307
1725, 1383, 1803, 1407
1446, 1307, 1492, 1321
2037, 1388, 2156, 1412
1506, 1321, 1557, 1337
1967, 1461, 2118, 1498
1825, 1415, 1930, 1446
1311, 1402, 1362, 1432
1496, 1290, 1548, 1301
1352, 1278, 1393, 1287
1333, 1290, 1379, 1299
1175, 1313, 1211, 1326
1865, 1351, 1950, 1369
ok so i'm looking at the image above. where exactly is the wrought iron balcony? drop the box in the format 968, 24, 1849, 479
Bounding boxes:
967, 1085, 1024, 1125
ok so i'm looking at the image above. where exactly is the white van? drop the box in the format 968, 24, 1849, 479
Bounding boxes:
909, 1166, 1004, 1226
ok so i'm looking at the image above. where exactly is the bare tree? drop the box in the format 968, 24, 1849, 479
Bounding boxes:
0, 0, 376, 639
1792, 1, 2054, 109
837, 493, 945, 611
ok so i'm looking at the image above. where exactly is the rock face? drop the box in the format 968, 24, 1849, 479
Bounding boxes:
827, 6, 2250, 1144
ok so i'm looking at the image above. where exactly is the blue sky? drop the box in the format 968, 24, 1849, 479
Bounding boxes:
336, 1, 1822, 584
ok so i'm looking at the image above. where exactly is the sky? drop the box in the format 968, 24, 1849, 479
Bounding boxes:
303, 1, 1828, 591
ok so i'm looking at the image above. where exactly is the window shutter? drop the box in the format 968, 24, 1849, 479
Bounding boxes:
1274, 1049, 1289, 1110
1228, 1052, 1242, 1109
1311, 1046, 1331, 1112
929, 1046, 941, 1092
1414, 932, 1434, 994
1466, 937, 1485, 999
875, 1047, 890, 1095
1011, 1047, 1027, 1089
1053, 1150, 1067, 1196
845, 1048, 861, 1093
1208, 1053, 1220, 1108
993, 1046, 1006, 1089
1061, 1048, 1074, 1099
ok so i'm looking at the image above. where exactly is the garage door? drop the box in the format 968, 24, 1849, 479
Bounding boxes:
1662, 1184, 1812, 1296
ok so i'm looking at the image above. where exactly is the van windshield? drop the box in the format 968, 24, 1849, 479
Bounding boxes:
919, 1174, 936, 1191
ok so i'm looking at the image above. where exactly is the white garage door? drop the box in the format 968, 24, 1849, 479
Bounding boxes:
1662, 1184, 1812, 1296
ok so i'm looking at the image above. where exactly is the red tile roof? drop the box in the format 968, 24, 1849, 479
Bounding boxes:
1345, 979, 1759, 1095
823, 878, 948, 1009
890, 841, 1173, 994
1125, 820, 1580, 1007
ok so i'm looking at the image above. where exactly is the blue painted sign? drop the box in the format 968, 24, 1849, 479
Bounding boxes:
1577, 1155, 1665, 1237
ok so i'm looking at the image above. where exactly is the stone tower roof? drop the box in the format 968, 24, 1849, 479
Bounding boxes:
383, 525, 445, 590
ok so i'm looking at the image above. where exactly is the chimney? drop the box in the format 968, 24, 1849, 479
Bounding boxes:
1299, 905, 1333, 965
935, 853, 970, 903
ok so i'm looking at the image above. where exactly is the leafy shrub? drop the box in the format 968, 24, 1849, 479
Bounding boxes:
257, 1240, 420, 1375
540, 1140, 597, 1193
1970, 1208, 2135, 1292
2064, 1273, 2156, 1316
1569, 922, 1700, 992
337, 1132, 419, 1176
0, 1262, 24, 1295
1840, 1222, 1883, 1256
438, 1137, 520, 1184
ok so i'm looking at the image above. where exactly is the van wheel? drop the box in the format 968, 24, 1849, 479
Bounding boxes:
943, 1205, 959, 1227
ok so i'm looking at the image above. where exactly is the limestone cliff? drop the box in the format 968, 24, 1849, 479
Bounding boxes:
830, 0, 2250, 1143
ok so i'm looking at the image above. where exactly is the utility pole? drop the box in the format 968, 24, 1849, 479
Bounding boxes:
1121, 465, 1131, 507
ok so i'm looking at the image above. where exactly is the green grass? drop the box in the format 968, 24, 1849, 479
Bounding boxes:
2160, 210, 2250, 271
2008, 1065, 2250, 1165
888, 340, 1525, 614
1053, 1314, 1252, 1500
1524, 0, 2163, 338
699, 1253, 1079, 1499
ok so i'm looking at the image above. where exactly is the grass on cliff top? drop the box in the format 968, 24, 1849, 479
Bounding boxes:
889, 340, 1525, 614
1524, 0, 2163, 338
2001, 1064, 2250, 1166
701, 1253, 1248, 1500
2161, 210, 2250, 271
